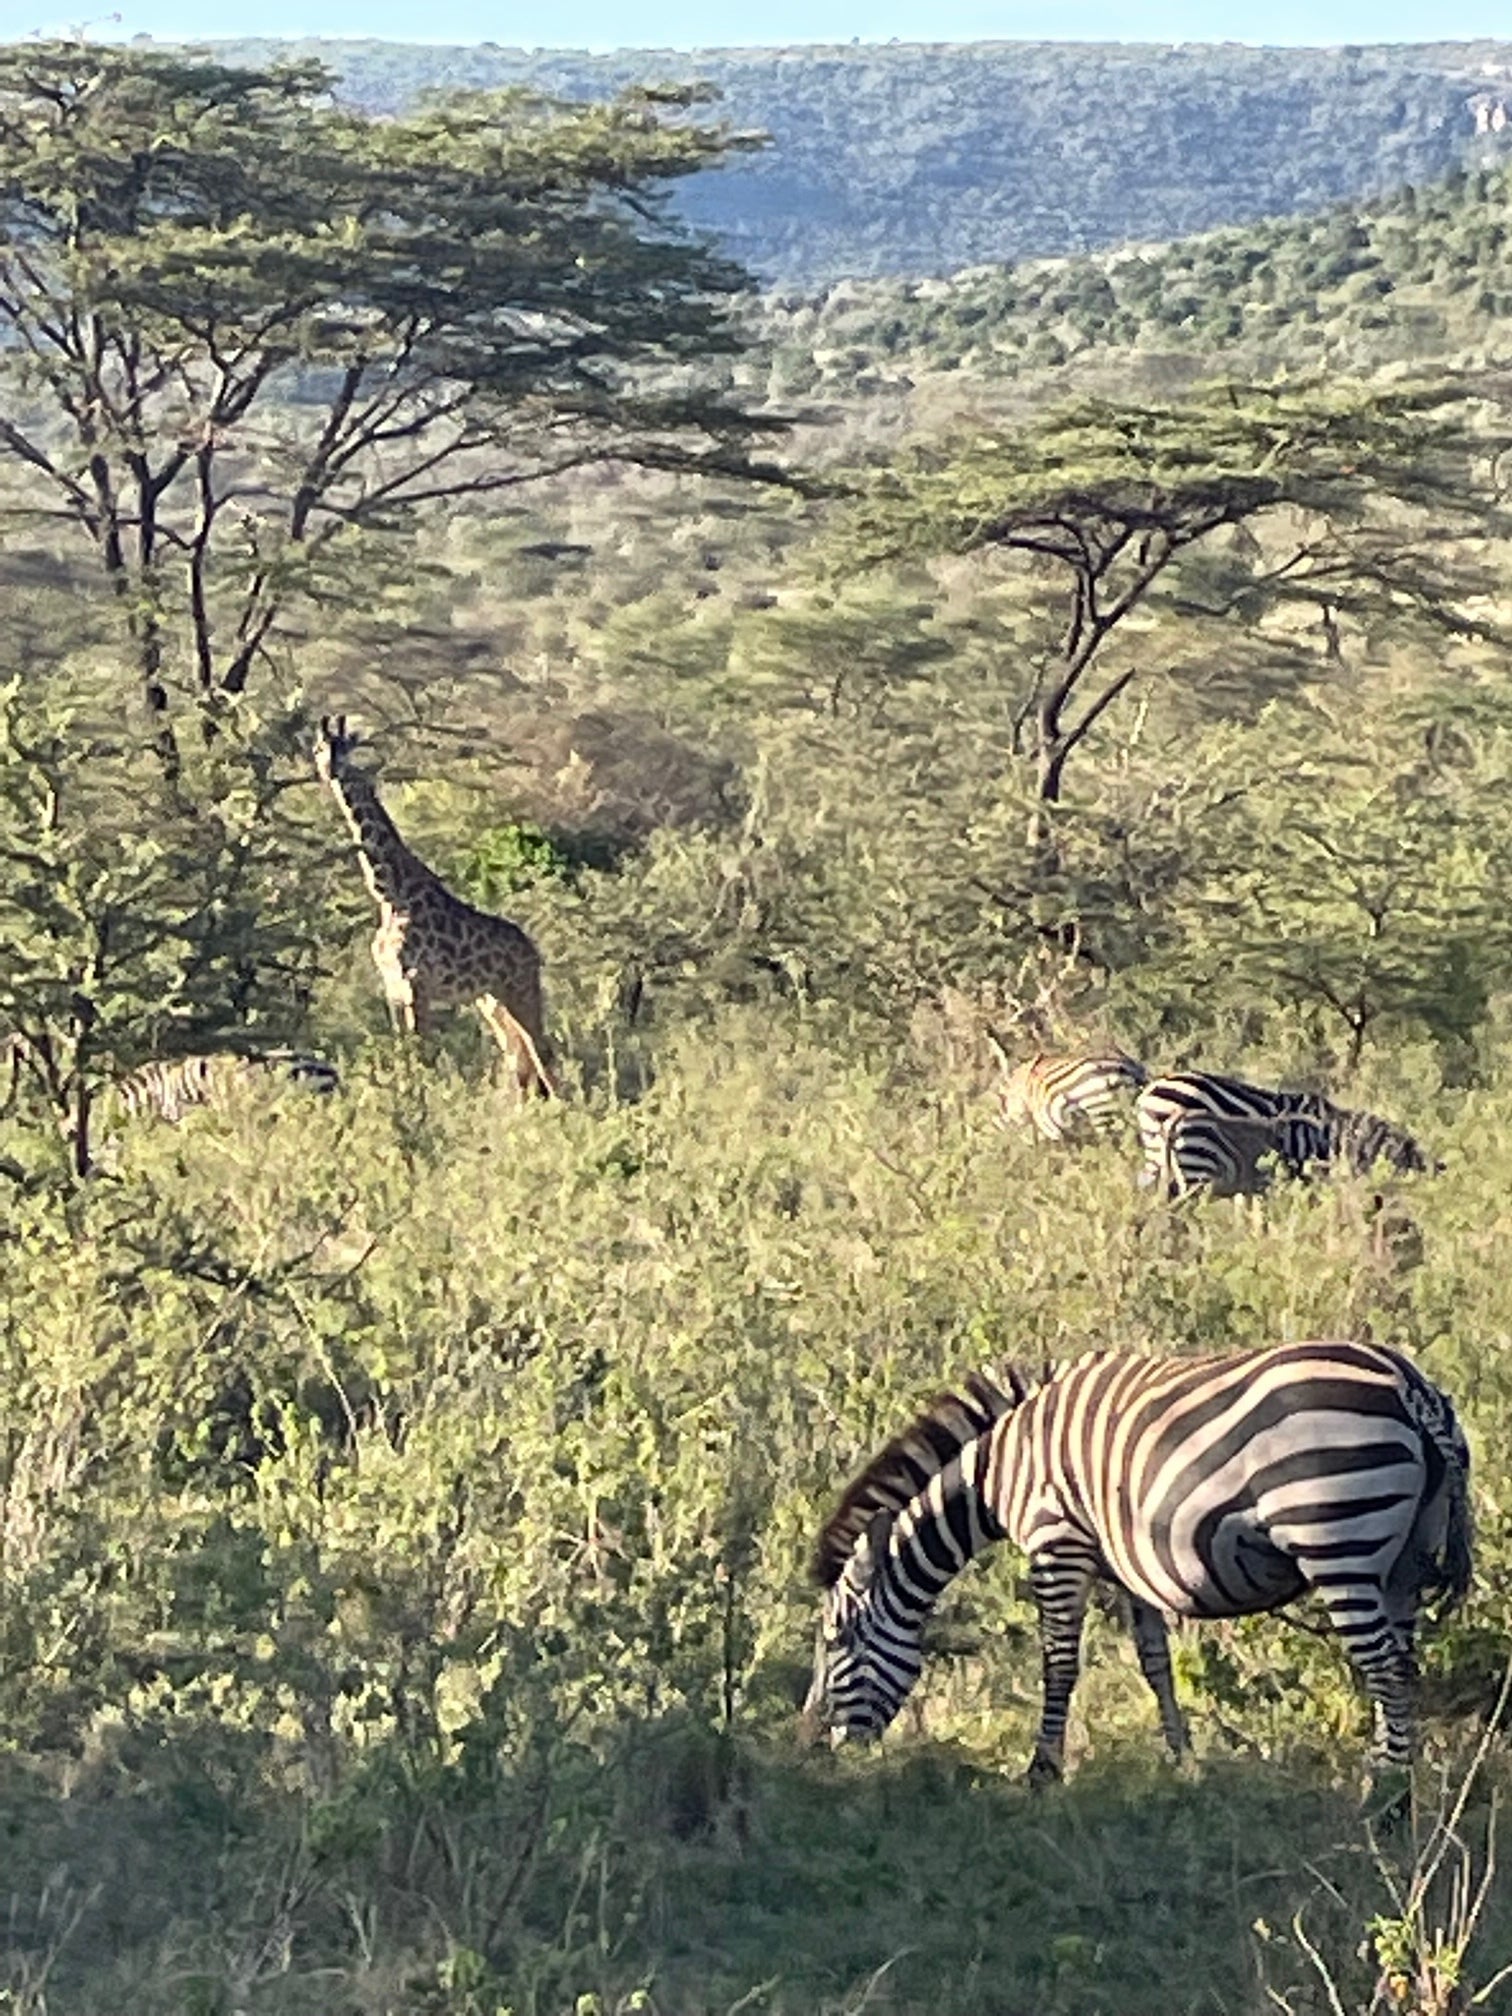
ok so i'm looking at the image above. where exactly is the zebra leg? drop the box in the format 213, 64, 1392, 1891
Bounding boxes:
1372, 1578, 1423, 1822
1312, 1578, 1416, 1766
1025, 1549, 1097, 1786
1134, 1113, 1166, 1191
1126, 1596, 1190, 1760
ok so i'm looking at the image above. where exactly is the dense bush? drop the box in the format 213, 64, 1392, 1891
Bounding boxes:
3, 55, 1512, 2008
2, 1006, 1510, 2010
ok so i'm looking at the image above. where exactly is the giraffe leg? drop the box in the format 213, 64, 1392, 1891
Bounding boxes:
1125, 1594, 1190, 1760
1025, 1547, 1099, 1785
500, 965, 555, 1098
477, 995, 556, 1100
372, 937, 419, 1037
405, 981, 435, 1039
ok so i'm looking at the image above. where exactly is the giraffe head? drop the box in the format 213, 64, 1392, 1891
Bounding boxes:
313, 714, 361, 786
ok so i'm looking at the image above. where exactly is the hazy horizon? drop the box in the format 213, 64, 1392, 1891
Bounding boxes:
10, 4, 1512, 55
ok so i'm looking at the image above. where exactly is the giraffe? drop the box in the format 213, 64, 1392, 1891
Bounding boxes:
313, 716, 557, 1098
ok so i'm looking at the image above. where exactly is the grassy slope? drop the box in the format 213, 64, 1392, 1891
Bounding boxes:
773, 158, 1512, 399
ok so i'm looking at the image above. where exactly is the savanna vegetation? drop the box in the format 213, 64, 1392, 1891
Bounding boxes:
2, 37, 1512, 2016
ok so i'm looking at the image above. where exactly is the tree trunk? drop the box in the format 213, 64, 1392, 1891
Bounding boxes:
1026, 717, 1069, 872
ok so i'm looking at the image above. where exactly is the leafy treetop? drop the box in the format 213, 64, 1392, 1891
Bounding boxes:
837, 373, 1512, 824
0, 44, 778, 751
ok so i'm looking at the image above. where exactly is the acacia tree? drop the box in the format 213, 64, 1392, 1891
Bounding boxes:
0, 44, 779, 769
1168, 691, 1512, 1073
841, 376, 1512, 848
0, 677, 329, 1179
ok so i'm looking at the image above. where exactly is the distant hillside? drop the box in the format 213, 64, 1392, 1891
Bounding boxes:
128, 36, 1512, 284
770, 157, 1512, 398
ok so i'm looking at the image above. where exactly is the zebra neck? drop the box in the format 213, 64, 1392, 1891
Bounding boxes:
881, 1436, 1006, 1617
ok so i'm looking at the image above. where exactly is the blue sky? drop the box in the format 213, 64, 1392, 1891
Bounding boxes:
5, 0, 1510, 46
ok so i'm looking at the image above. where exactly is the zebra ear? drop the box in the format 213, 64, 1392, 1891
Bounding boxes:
996, 1363, 1030, 1407
984, 1027, 1012, 1072
851, 1508, 894, 1588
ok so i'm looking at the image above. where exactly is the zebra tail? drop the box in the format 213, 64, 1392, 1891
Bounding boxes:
1417, 1409, 1474, 1619
1398, 1362, 1474, 1618
1437, 1461, 1475, 1617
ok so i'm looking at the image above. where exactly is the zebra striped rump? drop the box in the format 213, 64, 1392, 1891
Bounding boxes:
992, 1048, 1149, 1142
804, 1341, 1471, 1777
1135, 1069, 1327, 1186
1151, 1111, 1283, 1199
109, 1049, 341, 1126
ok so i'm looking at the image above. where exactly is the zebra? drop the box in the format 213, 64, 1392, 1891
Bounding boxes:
1272, 1104, 1435, 1182
803, 1341, 1472, 1779
990, 1043, 1149, 1142
1150, 1110, 1284, 1198
1135, 1070, 1331, 1196
107, 1050, 341, 1126
1148, 1093, 1434, 1199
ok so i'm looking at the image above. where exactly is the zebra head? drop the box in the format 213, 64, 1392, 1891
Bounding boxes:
801, 1507, 924, 1749
992, 1057, 1037, 1133
1336, 1109, 1434, 1178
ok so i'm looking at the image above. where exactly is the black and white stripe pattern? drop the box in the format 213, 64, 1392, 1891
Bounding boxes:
108, 1050, 341, 1125
1151, 1110, 1283, 1197
1135, 1070, 1327, 1192
1271, 1105, 1433, 1182
992, 1047, 1149, 1141
804, 1342, 1472, 1776
1143, 1079, 1433, 1198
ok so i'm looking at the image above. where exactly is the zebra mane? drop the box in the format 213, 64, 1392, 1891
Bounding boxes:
811, 1369, 1025, 1588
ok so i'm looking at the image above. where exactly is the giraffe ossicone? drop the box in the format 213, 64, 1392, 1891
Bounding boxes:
315, 714, 557, 1099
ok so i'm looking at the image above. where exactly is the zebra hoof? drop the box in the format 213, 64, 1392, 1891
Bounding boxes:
1024, 1752, 1064, 1791
1363, 1768, 1412, 1835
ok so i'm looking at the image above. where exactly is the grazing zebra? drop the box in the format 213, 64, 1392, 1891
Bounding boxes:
1135, 1071, 1330, 1195
108, 1050, 341, 1125
991, 1045, 1149, 1141
1148, 1092, 1433, 1199
803, 1342, 1472, 1778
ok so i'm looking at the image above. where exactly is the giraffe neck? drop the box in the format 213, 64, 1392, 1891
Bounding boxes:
326, 766, 441, 910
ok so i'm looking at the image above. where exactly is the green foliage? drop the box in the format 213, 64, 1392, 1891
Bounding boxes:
785, 151, 1512, 388
0, 680, 325, 1175
1165, 692, 1512, 1071
0, 44, 771, 755
831, 372, 1512, 826
5, 75, 1512, 2013
1, 1025, 1510, 2012
452, 818, 585, 904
